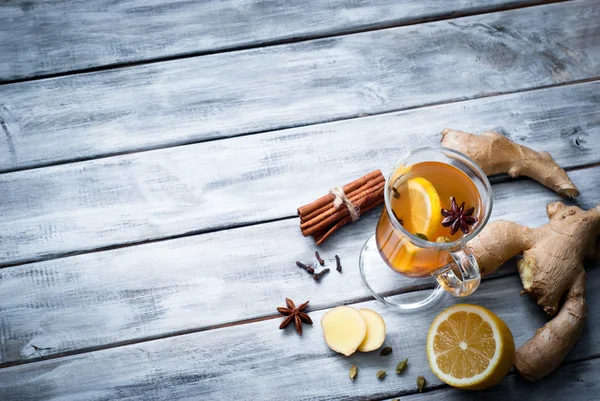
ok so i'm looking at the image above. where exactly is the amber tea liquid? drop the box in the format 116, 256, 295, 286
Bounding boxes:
376, 161, 482, 278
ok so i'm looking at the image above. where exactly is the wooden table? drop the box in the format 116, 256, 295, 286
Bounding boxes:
0, 1, 599, 399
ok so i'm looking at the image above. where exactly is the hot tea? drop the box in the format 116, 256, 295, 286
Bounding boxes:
376, 161, 483, 278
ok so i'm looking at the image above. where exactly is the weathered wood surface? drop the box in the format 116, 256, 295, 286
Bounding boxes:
0, 0, 547, 82
0, 81, 598, 267
3, 1, 600, 400
1, 164, 598, 365
0, 1, 598, 172
2, 268, 600, 400
398, 358, 600, 401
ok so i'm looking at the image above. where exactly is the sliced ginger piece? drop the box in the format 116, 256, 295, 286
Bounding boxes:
321, 306, 367, 356
357, 309, 386, 352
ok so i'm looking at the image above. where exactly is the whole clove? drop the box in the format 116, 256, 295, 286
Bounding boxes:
315, 251, 325, 266
296, 261, 315, 274
391, 209, 403, 226
313, 268, 330, 281
335, 255, 342, 272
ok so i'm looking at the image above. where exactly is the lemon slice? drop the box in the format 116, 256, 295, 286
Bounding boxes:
404, 177, 441, 240
427, 304, 515, 390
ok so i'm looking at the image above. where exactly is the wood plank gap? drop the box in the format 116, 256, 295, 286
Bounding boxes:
381, 352, 600, 400
4, 266, 600, 398
2, 1, 597, 172
0, 74, 597, 176
0, 0, 566, 86
0, 314, 276, 370
569, 161, 600, 172
371, 383, 448, 400
0, 160, 595, 271
0, 215, 291, 269
0, 267, 521, 371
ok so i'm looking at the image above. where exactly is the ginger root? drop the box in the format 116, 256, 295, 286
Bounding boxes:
468, 202, 600, 381
441, 129, 580, 198
322, 307, 387, 355
321, 306, 367, 356
357, 309, 386, 352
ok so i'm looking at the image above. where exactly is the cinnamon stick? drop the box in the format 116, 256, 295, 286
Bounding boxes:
297, 169, 385, 245
300, 174, 385, 223
300, 180, 385, 232
302, 185, 384, 237
313, 196, 384, 245
297, 170, 382, 217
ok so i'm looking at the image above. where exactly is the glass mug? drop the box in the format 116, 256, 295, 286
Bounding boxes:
359, 147, 492, 310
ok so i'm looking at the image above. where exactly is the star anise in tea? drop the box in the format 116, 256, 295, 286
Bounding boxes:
441, 197, 478, 235
277, 298, 312, 335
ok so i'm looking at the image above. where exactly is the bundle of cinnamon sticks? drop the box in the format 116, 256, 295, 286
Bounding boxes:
298, 170, 385, 245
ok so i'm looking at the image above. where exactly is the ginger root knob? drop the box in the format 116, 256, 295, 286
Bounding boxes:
468, 202, 600, 381
441, 128, 579, 198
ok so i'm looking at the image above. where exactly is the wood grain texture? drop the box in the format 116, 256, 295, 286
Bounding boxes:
0, 0, 598, 171
1, 164, 599, 365
3, 268, 600, 400
397, 358, 600, 401
0, 81, 598, 267
0, 0, 549, 82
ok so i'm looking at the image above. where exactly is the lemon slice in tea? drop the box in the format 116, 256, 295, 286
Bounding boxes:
402, 177, 441, 240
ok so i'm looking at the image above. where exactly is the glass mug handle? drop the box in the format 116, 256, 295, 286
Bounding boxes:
432, 247, 480, 297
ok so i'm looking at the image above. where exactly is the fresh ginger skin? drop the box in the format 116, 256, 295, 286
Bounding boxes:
441, 129, 580, 198
468, 202, 600, 381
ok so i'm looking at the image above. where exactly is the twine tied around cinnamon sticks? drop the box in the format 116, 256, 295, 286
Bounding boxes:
298, 170, 385, 245
329, 186, 361, 222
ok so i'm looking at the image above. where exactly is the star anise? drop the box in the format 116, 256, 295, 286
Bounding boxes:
441, 197, 478, 235
277, 298, 312, 335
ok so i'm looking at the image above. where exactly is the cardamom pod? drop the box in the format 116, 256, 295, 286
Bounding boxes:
379, 346, 393, 356
417, 375, 426, 392
414, 233, 428, 241
396, 359, 408, 374
376, 370, 387, 379
349, 365, 358, 381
